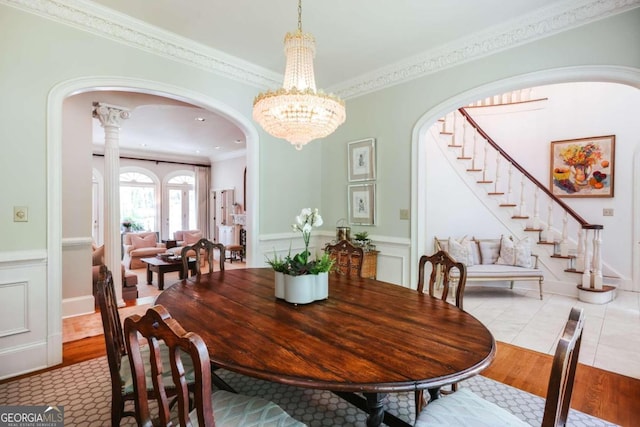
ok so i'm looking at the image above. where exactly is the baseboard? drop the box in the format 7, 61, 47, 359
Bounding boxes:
62, 295, 95, 318
0, 341, 48, 380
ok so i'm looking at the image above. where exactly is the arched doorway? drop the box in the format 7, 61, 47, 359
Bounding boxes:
46, 76, 261, 365
411, 66, 640, 290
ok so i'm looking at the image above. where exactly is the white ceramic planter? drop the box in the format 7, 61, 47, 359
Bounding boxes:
274, 271, 285, 299
284, 274, 316, 304
314, 272, 329, 300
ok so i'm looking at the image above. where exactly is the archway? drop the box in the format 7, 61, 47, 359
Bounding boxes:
410, 65, 640, 290
46, 76, 260, 364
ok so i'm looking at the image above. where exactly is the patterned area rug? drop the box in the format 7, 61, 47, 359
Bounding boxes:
0, 356, 617, 426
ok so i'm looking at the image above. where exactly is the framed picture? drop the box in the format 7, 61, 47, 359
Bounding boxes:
348, 138, 376, 181
348, 183, 375, 225
550, 135, 615, 198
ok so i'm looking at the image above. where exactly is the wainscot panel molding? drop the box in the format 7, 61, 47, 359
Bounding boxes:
0, 256, 48, 380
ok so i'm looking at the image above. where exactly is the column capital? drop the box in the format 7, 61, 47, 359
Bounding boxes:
92, 102, 130, 128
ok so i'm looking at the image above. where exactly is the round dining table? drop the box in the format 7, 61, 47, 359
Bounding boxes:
155, 268, 495, 427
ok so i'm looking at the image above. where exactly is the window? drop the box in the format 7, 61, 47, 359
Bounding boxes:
120, 171, 158, 231
166, 173, 196, 238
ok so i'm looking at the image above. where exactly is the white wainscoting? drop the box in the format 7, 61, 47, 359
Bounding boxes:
0, 250, 50, 380
258, 231, 413, 288
61, 237, 94, 318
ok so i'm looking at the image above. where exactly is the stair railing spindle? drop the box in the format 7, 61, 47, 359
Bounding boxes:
560, 212, 569, 256
518, 175, 527, 217
532, 187, 540, 229
544, 203, 554, 243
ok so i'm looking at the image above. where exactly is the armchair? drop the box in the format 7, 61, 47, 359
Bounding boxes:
122, 232, 166, 269
92, 243, 138, 302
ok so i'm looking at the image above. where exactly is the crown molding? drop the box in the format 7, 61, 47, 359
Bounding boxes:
329, 0, 640, 99
2, 0, 638, 100
0, 0, 281, 89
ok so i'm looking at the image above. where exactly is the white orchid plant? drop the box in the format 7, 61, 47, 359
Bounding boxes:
266, 208, 334, 275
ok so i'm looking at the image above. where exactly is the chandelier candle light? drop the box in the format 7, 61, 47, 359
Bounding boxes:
252, 0, 346, 150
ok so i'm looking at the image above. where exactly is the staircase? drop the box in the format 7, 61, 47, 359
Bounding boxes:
433, 90, 616, 302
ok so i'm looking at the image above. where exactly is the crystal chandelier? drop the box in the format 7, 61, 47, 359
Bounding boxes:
252, 0, 346, 150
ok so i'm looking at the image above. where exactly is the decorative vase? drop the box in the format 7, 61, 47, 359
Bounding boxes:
284, 274, 316, 304
314, 272, 329, 300
274, 271, 285, 299
571, 164, 591, 186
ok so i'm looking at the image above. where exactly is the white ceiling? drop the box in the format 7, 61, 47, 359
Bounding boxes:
81, 0, 626, 163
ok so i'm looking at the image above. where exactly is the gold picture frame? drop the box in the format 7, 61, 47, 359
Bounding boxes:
550, 135, 615, 198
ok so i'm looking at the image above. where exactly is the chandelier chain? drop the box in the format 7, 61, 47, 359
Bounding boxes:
298, 0, 302, 32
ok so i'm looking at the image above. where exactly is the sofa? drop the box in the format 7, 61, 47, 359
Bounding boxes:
92, 244, 138, 302
168, 230, 204, 257
122, 231, 166, 269
435, 235, 544, 299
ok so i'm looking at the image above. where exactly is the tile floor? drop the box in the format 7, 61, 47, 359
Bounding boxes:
462, 285, 640, 380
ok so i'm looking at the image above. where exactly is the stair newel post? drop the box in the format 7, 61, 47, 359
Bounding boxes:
582, 227, 592, 289
560, 212, 569, 256
544, 203, 554, 243
518, 175, 527, 217
575, 227, 585, 272
532, 187, 540, 229
591, 227, 603, 290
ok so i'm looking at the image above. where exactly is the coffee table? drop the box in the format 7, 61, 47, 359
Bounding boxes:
140, 256, 196, 290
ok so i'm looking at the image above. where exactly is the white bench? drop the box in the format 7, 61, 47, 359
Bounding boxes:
435, 237, 544, 300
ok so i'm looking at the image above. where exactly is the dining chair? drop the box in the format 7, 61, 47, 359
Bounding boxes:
415, 250, 467, 413
181, 238, 225, 277
325, 239, 364, 278
95, 265, 197, 427
415, 306, 585, 427
124, 304, 306, 426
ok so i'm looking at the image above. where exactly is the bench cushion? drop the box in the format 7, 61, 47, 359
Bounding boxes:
456, 264, 543, 279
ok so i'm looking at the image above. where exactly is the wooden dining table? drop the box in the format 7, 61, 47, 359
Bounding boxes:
155, 268, 496, 427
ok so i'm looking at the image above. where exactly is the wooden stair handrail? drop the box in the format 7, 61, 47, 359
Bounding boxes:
458, 107, 599, 229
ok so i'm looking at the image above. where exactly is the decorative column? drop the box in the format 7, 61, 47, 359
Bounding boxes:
92, 102, 130, 306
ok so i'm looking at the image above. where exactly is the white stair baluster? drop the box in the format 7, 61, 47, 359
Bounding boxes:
504, 163, 514, 205
492, 155, 501, 194
532, 187, 540, 229
480, 139, 489, 182
518, 175, 527, 217
560, 212, 569, 256
575, 228, 585, 271
544, 203, 554, 243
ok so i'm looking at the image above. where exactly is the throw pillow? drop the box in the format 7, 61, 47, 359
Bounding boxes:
496, 236, 533, 268
447, 236, 475, 266
478, 239, 501, 265
184, 231, 203, 245
130, 233, 157, 249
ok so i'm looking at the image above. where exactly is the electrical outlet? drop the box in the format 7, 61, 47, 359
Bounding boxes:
603, 208, 614, 217
399, 209, 409, 220
14, 206, 28, 222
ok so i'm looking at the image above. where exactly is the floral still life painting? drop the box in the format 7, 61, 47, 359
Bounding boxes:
550, 135, 615, 198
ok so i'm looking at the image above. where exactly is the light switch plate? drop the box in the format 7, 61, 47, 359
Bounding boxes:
603, 208, 614, 217
14, 206, 28, 222
399, 209, 409, 220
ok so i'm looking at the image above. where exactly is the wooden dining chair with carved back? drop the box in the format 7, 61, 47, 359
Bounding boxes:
415, 250, 468, 413
181, 238, 225, 278
124, 304, 306, 426
95, 265, 198, 427
325, 239, 364, 278
415, 307, 585, 427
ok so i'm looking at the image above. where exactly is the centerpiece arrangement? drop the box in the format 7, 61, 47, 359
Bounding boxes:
266, 208, 334, 304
